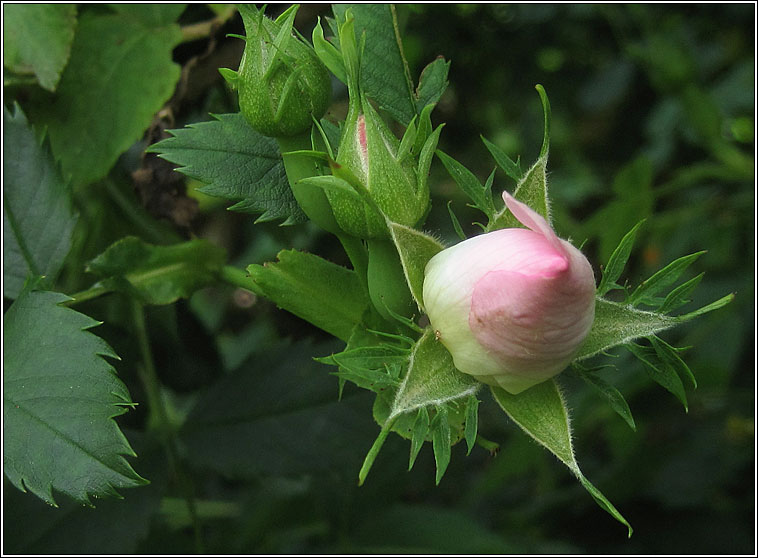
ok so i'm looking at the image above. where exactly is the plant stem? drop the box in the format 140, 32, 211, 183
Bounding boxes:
219, 265, 262, 295
358, 416, 397, 486
180, 5, 238, 43
131, 301, 205, 554
475, 434, 500, 454
62, 285, 113, 307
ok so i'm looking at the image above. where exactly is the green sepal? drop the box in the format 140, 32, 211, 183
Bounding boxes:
312, 17, 346, 83
388, 222, 445, 312
408, 407, 430, 470
218, 67, 238, 88
491, 381, 632, 537
431, 406, 452, 485
597, 220, 646, 296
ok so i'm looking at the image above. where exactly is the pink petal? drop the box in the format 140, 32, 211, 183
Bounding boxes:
503, 191, 565, 257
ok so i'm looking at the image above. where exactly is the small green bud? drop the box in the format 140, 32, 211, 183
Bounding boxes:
224, 4, 331, 138
324, 14, 433, 239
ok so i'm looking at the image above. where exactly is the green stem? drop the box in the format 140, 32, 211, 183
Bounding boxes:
131, 302, 205, 554
475, 434, 500, 454
219, 265, 262, 295
62, 285, 113, 307
358, 417, 397, 486
180, 5, 238, 43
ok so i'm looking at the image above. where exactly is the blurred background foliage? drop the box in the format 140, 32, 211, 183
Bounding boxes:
4, 3, 754, 554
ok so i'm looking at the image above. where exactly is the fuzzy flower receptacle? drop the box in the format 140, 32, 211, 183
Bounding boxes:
422, 192, 596, 394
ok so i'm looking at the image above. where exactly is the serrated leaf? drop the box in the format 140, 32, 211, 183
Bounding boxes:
388, 222, 445, 311
628, 251, 707, 306
626, 342, 688, 410
481, 135, 523, 183
3, 4, 77, 91
575, 298, 677, 361
597, 220, 646, 296
3, 289, 146, 505
247, 250, 369, 342
86, 236, 226, 305
332, 4, 416, 125
3, 104, 77, 300
34, 12, 182, 186
491, 381, 632, 536
573, 365, 636, 431
437, 150, 496, 219
415, 56, 450, 113
149, 113, 306, 224
389, 329, 479, 420
430, 406, 451, 485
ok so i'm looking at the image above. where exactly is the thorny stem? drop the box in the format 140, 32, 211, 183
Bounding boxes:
131, 301, 205, 554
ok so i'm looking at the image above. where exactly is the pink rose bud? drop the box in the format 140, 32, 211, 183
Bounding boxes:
422, 192, 596, 394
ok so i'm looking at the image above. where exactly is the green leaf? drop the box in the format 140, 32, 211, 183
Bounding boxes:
247, 250, 370, 342
481, 135, 523, 183
597, 220, 646, 296
316, 345, 407, 392
628, 251, 707, 306
389, 329, 479, 420
108, 4, 186, 26
388, 222, 445, 311
673, 292, 734, 322
436, 150, 496, 219
3, 289, 146, 505
86, 236, 226, 305
464, 394, 480, 455
575, 298, 676, 361
430, 406, 452, 485
657, 272, 704, 314
149, 113, 306, 224
491, 381, 632, 536
2, 4, 77, 91
415, 56, 451, 113
33, 11, 181, 187
181, 339, 377, 478
573, 365, 636, 431
313, 17, 346, 83
3, 104, 77, 300
650, 336, 697, 388
332, 4, 416, 125
408, 407, 430, 470
626, 342, 688, 410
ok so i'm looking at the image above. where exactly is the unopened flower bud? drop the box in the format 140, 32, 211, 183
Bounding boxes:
221, 5, 331, 138
422, 192, 596, 394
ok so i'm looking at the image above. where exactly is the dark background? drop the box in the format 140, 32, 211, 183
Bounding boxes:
4, 3, 755, 554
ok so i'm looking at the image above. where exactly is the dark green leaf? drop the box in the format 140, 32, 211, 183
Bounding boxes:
650, 336, 697, 388
181, 340, 376, 478
108, 3, 186, 26
149, 113, 306, 224
674, 293, 734, 321
657, 272, 704, 314
408, 407, 430, 470
481, 135, 523, 183
597, 220, 646, 296
388, 222, 445, 311
3, 104, 77, 299
629, 251, 707, 306
415, 56, 450, 113
316, 345, 406, 392
626, 342, 688, 410
573, 365, 636, 430
491, 381, 632, 536
247, 250, 369, 342
332, 4, 416, 124
464, 394, 480, 455
431, 406, 451, 485
35, 12, 182, 186
436, 150, 495, 219
3, 289, 146, 505
87, 236, 226, 305
2, 4, 77, 91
